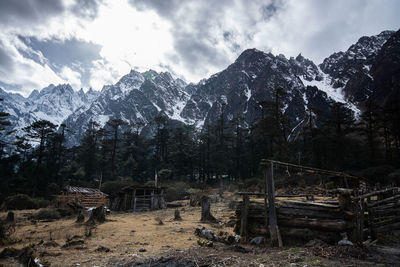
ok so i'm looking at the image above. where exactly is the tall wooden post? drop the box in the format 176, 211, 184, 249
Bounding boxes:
133, 189, 137, 212
240, 195, 249, 242
150, 190, 154, 210
265, 161, 282, 247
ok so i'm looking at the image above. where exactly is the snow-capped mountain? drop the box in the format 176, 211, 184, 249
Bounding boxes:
1, 29, 398, 146
62, 69, 190, 145
0, 84, 99, 142
179, 49, 335, 131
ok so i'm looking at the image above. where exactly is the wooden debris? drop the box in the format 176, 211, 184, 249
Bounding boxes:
155, 217, 164, 225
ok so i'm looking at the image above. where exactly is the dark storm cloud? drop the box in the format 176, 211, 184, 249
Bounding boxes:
0, 0, 65, 26
172, 32, 229, 72
130, 0, 182, 18
0, 0, 102, 27
71, 0, 103, 19
20, 37, 102, 88
23, 37, 102, 68
261, 1, 280, 21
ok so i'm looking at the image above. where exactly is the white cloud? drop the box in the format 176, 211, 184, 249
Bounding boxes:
59, 66, 82, 90
0, 0, 399, 96
0, 33, 65, 96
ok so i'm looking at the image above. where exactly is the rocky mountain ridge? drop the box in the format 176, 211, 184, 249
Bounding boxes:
0, 84, 99, 142
0, 29, 398, 146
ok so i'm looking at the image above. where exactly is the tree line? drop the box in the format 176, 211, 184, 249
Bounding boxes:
0, 89, 399, 200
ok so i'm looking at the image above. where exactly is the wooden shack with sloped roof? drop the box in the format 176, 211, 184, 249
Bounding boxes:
110, 185, 166, 212
55, 185, 108, 208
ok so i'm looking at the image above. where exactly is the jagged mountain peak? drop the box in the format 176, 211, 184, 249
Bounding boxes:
39, 83, 74, 97
28, 89, 40, 99
319, 30, 396, 103
142, 69, 158, 80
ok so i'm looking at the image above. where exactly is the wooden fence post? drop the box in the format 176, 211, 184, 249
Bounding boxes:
133, 189, 137, 212
265, 161, 282, 247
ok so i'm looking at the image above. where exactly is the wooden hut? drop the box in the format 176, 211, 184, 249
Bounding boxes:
110, 186, 166, 212
56, 186, 108, 208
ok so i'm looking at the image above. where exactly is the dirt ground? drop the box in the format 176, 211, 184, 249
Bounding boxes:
1, 194, 399, 267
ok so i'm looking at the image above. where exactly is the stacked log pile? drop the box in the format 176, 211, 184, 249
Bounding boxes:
365, 188, 400, 235
233, 199, 354, 244
233, 187, 400, 245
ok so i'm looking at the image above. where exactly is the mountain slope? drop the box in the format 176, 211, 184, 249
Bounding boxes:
0, 84, 99, 142
320, 30, 394, 104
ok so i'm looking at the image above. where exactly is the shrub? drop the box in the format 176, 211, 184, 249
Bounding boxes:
357, 165, 395, 184
33, 208, 61, 220
158, 169, 172, 180
5, 194, 38, 210
33, 198, 50, 208
241, 178, 264, 192
164, 181, 191, 202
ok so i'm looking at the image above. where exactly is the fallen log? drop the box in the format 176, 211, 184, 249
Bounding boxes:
279, 200, 340, 210
279, 217, 351, 232
277, 207, 345, 219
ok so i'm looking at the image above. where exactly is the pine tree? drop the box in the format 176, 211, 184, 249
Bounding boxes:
23, 120, 57, 197
106, 118, 127, 179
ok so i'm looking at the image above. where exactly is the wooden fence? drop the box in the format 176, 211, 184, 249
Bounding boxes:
234, 159, 400, 246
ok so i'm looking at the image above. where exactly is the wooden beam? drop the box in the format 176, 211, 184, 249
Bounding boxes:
367, 194, 400, 208
260, 159, 369, 183
354, 187, 398, 200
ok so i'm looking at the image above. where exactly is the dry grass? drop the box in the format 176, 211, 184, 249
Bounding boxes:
0, 197, 234, 267
0, 191, 398, 266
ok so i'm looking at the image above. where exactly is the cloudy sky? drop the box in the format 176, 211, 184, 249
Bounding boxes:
0, 0, 399, 96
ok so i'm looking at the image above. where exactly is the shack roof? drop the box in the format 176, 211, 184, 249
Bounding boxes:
64, 185, 107, 196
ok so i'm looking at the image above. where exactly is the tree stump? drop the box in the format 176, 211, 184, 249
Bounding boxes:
6, 211, 14, 223
174, 209, 182, 221
86, 205, 105, 224
76, 211, 84, 223
200, 196, 217, 222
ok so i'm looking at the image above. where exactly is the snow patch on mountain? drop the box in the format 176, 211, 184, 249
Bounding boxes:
300, 72, 360, 117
